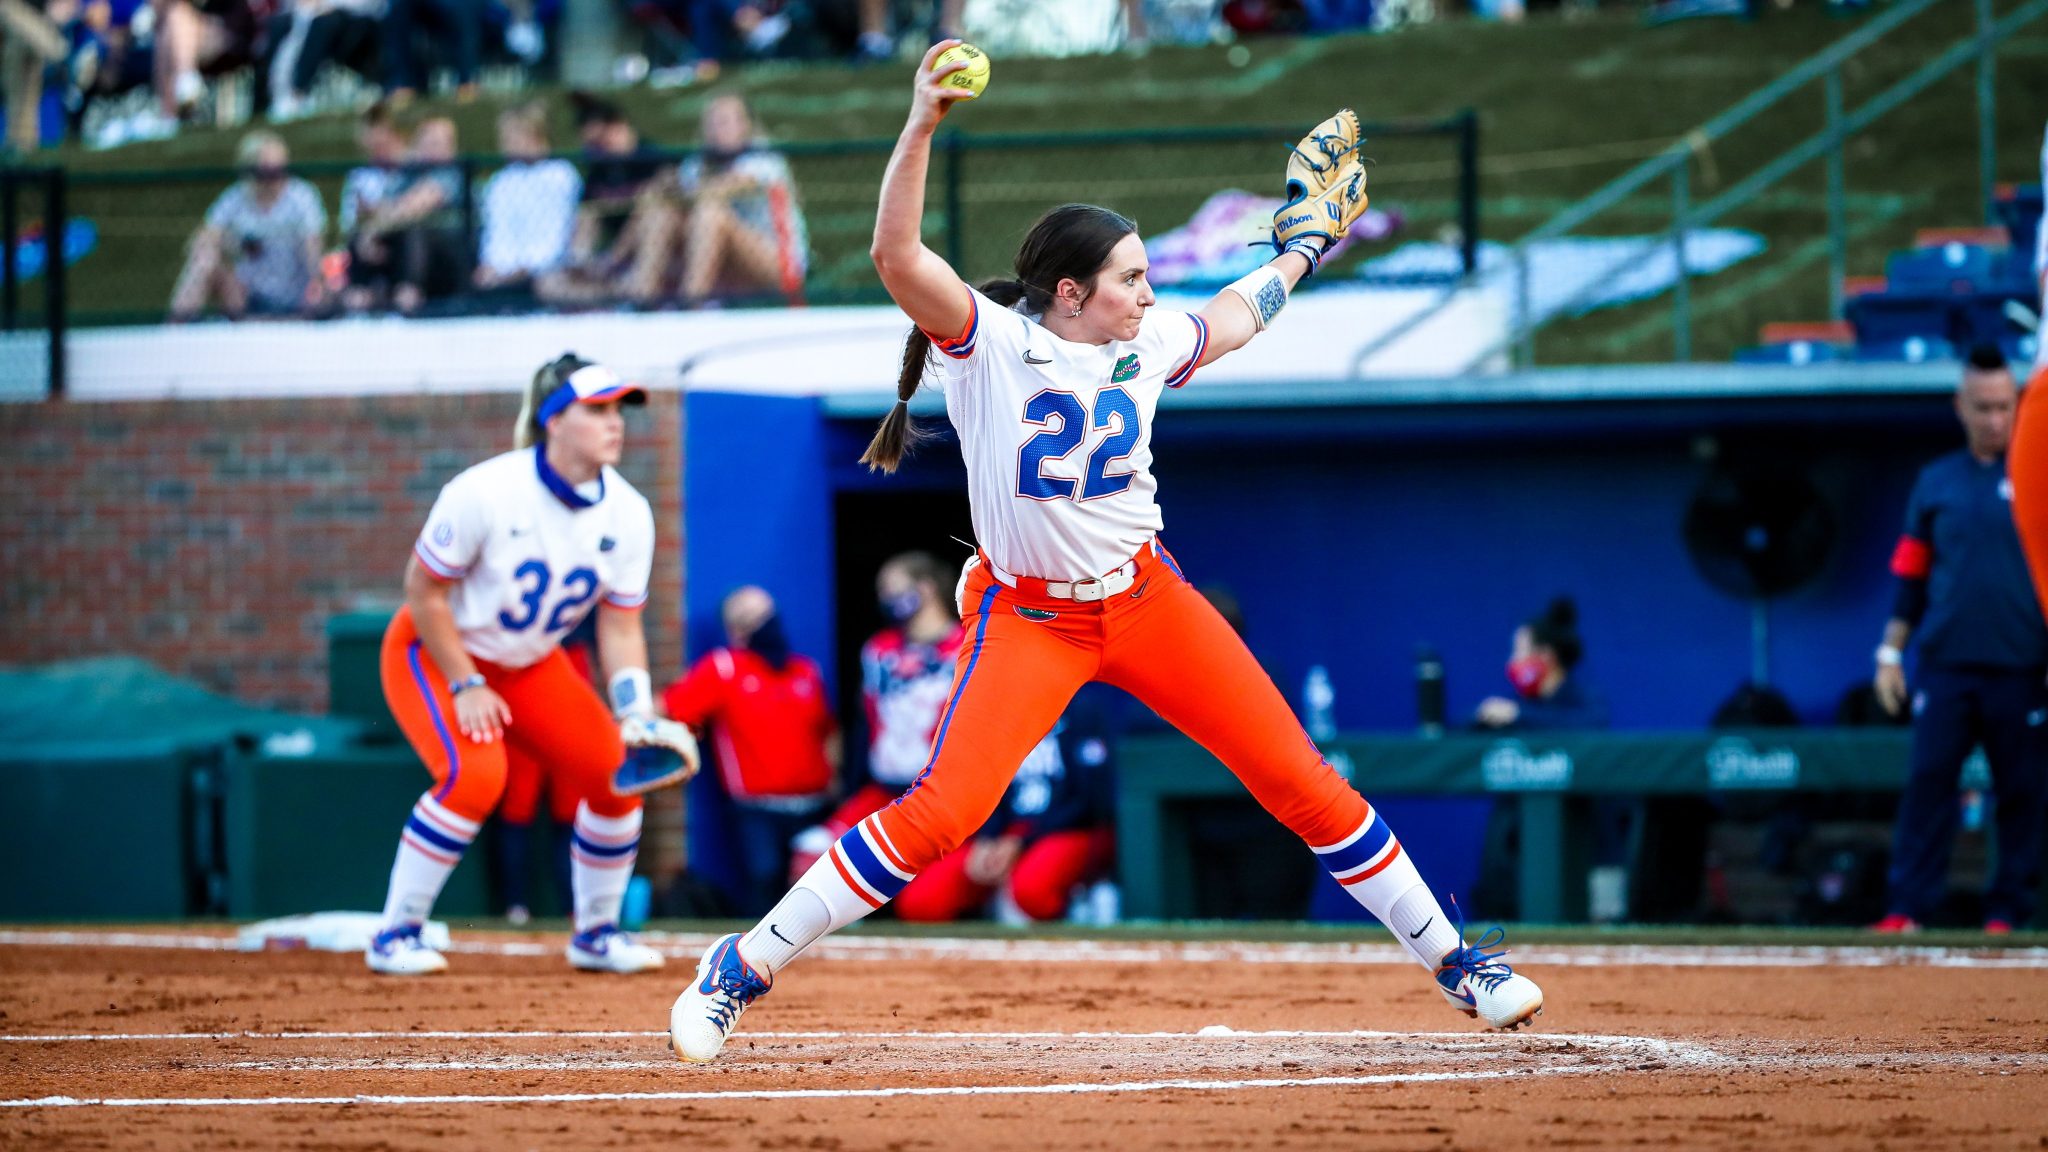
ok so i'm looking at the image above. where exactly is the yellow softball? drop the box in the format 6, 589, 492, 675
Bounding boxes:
932, 43, 990, 99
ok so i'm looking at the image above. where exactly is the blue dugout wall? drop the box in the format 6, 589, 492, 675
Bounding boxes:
684, 382, 1961, 908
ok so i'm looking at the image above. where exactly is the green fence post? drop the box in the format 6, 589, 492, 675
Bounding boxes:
1670, 161, 1691, 363
1825, 67, 1847, 322
1977, 0, 1997, 225
942, 129, 965, 271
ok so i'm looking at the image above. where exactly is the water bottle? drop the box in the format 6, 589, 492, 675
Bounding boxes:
1415, 644, 1446, 738
622, 875, 652, 930
1304, 665, 1337, 742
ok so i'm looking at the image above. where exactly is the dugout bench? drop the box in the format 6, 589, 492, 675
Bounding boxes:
1116, 730, 1918, 923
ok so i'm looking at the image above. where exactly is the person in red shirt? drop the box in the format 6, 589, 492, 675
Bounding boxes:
788, 552, 963, 883
664, 585, 840, 914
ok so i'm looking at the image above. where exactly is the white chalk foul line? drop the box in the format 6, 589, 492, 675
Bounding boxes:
0, 1065, 1603, 1109
5, 929, 2044, 969
0, 1028, 1686, 1047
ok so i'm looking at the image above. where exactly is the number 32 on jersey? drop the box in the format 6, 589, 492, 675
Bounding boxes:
1016, 386, 1140, 503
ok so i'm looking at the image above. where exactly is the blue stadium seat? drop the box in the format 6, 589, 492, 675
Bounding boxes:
1846, 291, 1956, 345
1736, 341, 1845, 365
1885, 244, 2000, 294
1854, 336, 1955, 364
1996, 185, 2041, 269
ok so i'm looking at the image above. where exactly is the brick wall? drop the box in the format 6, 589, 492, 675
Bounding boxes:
0, 392, 686, 712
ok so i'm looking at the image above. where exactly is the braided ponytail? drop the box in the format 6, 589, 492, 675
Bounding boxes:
859, 278, 1037, 473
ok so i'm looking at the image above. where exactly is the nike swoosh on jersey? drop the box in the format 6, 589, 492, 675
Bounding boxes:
1022, 350, 1053, 365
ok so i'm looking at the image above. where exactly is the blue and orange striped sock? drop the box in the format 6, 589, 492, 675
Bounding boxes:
379, 792, 479, 930
1313, 805, 1460, 968
569, 803, 641, 932
739, 815, 913, 975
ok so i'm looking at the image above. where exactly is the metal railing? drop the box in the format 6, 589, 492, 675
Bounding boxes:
1350, 0, 2044, 376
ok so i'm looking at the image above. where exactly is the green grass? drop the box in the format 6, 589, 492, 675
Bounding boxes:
28, 3, 2048, 361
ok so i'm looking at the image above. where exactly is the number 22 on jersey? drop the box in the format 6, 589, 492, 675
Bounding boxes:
1016, 386, 1140, 503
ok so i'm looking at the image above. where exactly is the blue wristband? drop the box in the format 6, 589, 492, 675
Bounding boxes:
448, 673, 487, 697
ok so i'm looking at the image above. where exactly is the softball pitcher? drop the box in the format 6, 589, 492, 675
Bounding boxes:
367, 353, 698, 976
671, 45, 1541, 1059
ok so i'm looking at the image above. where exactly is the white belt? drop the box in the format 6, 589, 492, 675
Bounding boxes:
985, 556, 1140, 602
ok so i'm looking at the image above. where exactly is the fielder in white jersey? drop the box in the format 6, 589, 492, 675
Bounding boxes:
366, 354, 698, 977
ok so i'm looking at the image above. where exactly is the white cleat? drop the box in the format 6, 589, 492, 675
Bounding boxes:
365, 923, 448, 975
1436, 918, 1543, 1030
669, 932, 771, 1062
566, 924, 666, 974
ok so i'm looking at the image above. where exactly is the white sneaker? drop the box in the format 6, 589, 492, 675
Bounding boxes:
365, 923, 448, 975
669, 932, 771, 1062
1435, 917, 1543, 1030
566, 924, 665, 974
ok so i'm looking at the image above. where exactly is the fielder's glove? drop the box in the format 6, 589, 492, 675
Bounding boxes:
612, 715, 701, 796
1274, 109, 1370, 276
1285, 108, 1363, 202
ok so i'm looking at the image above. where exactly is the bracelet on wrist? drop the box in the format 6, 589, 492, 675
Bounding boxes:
1874, 645, 1903, 668
449, 673, 487, 697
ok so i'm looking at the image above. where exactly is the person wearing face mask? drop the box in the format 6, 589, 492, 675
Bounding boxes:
785, 552, 963, 884
1474, 597, 1608, 732
663, 584, 841, 915
169, 130, 328, 321
1470, 597, 1612, 922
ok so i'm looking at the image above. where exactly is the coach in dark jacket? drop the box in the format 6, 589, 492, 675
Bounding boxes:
1872, 345, 2048, 934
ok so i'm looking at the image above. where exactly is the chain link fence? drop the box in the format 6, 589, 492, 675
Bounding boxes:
1, 115, 1475, 395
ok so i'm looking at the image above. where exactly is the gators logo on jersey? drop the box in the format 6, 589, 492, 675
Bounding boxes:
1111, 354, 1140, 383
1014, 606, 1060, 622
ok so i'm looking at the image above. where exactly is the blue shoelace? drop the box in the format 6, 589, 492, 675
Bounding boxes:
1441, 899, 1517, 993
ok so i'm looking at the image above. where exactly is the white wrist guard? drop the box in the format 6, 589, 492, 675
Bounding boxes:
608, 667, 654, 718
1224, 265, 1289, 332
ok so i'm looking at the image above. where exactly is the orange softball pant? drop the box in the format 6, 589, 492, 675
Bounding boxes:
2012, 364, 2048, 618
379, 606, 638, 826
861, 540, 1369, 888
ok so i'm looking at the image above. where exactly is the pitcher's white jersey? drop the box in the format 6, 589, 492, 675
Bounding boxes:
926, 285, 1208, 581
412, 447, 655, 668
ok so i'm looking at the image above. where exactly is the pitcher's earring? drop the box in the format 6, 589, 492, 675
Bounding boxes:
1069, 304, 1082, 317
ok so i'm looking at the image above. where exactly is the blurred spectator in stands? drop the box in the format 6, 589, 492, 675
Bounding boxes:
2, 0, 68, 150
1471, 596, 1614, 921
473, 99, 578, 303
663, 585, 840, 916
1871, 345, 2047, 936
169, 130, 326, 320
260, 0, 380, 121
337, 98, 403, 310
786, 551, 961, 884
536, 90, 670, 307
1473, 597, 1607, 731
152, 0, 257, 123
64, 0, 156, 146
850, 0, 958, 61
620, 0, 726, 85
382, 0, 476, 101
343, 115, 461, 314
894, 685, 1119, 924
633, 91, 805, 306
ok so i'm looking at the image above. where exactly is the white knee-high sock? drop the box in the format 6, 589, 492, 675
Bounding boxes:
380, 793, 479, 929
1313, 805, 1463, 969
739, 814, 911, 976
570, 802, 642, 932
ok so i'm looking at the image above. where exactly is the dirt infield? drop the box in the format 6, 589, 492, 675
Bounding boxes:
3, 929, 2046, 1150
